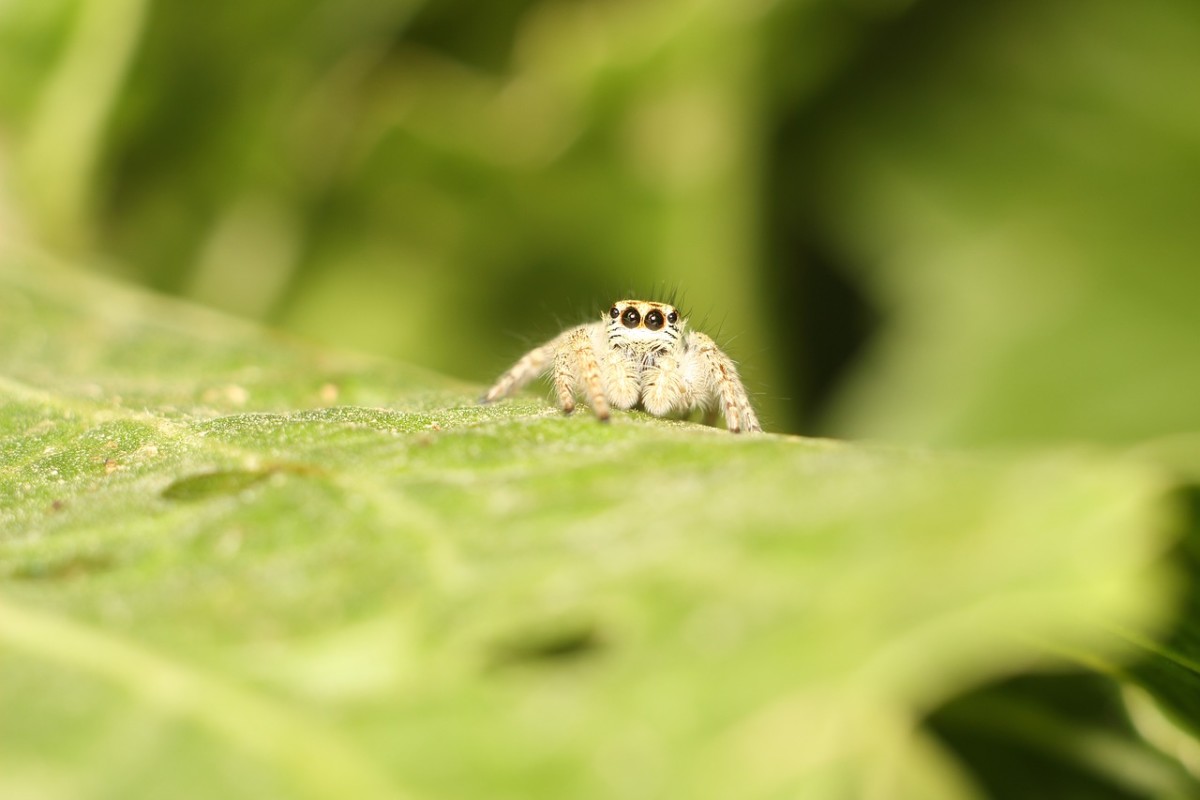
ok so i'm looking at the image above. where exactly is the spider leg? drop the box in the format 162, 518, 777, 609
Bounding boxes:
482, 336, 559, 403
683, 331, 761, 433
554, 325, 611, 421
641, 353, 688, 418
601, 343, 641, 410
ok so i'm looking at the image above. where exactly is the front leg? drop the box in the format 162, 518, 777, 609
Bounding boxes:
641, 355, 689, 418
601, 333, 641, 410
683, 331, 761, 433
554, 324, 611, 421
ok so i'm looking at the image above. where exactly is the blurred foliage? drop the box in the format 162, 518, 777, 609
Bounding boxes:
5, 0, 1200, 796
3, 0, 1200, 440
787, 0, 1200, 444
2, 0, 803, 426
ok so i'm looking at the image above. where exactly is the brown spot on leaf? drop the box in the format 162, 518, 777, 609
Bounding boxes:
12, 553, 113, 581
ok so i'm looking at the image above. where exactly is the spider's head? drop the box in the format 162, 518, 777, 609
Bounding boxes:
605, 300, 684, 347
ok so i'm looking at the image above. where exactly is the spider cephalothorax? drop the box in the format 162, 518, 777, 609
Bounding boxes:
606, 300, 682, 356
483, 299, 760, 433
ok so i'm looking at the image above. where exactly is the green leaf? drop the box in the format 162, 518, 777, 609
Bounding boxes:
928, 672, 1199, 800
1102, 438, 1200, 782
0, 254, 1185, 799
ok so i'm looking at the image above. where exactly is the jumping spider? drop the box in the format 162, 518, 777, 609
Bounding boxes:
482, 299, 761, 433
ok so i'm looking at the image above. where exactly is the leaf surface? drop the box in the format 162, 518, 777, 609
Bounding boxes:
0, 255, 1181, 799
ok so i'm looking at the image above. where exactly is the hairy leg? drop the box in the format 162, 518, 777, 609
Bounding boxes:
682, 331, 761, 433
554, 324, 610, 421
641, 354, 689, 418
601, 330, 641, 410
482, 336, 560, 403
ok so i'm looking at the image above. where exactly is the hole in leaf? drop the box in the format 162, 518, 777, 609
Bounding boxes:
488, 619, 605, 670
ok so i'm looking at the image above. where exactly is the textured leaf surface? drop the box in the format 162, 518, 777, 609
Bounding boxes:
0, 255, 1181, 799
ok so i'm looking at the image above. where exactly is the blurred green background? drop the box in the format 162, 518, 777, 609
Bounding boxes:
3, 0, 1199, 439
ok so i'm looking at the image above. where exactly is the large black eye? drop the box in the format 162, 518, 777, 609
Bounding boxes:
667, 310, 678, 325
609, 305, 619, 319
644, 310, 664, 330
621, 307, 641, 328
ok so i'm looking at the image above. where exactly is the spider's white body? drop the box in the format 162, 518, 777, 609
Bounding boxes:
483, 300, 760, 433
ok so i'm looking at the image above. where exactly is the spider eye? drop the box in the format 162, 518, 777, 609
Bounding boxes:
666, 310, 678, 325
621, 307, 641, 328
644, 310, 664, 330
609, 305, 620, 319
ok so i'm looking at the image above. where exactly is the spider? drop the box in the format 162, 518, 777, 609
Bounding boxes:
482, 299, 761, 433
